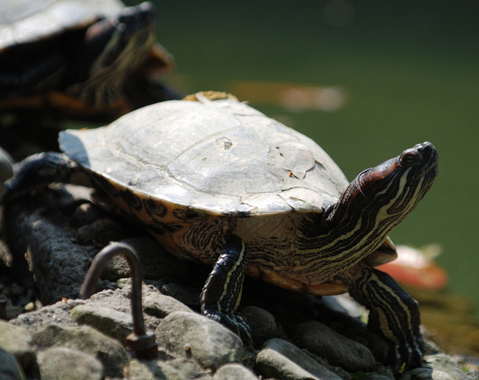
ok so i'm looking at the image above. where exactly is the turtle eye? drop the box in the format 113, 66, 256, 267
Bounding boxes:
400, 151, 420, 166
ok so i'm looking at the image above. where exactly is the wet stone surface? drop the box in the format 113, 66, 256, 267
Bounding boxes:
0, 184, 476, 380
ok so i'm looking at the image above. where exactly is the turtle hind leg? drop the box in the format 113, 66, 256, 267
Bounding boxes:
339, 263, 424, 373
200, 237, 252, 346
2, 152, 92, 203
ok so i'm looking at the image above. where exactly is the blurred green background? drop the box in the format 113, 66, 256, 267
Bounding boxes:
128, 0, 479, 311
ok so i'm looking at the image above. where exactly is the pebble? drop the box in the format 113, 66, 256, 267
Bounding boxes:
32, 323, 128, 378
0, 320, 34, 370
401, 353, 473, 380
255, 338, 342, 380
143, 292, 193, 319
293, 320, 376, 372
241, 305, 278, 345
128, 358, 211, 380
37, 347, 104, 380
156, 311, 244, 370
70, 304, 133, 344
214, 363, 259, 379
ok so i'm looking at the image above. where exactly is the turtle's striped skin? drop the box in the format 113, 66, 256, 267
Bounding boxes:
2, 93, 438, 372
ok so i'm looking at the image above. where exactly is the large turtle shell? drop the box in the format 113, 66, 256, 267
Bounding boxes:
0, 0, 124, 50
59, 96, 349, 217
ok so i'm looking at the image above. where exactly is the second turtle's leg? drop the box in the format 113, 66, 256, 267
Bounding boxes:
201, 237, 252, 345
338, 262, 424, 373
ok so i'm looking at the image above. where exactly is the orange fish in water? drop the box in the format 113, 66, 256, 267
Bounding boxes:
378, 244, 448, 290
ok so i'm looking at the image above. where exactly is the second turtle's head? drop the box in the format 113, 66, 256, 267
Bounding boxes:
326, 142, 438, 236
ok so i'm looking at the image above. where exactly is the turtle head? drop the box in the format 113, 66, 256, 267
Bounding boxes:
76, 2, 158, 103
325, 142, 438, 243
356, 141, 438, 215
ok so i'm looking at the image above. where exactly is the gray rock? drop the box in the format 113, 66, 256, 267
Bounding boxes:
0, 347, 25, 380
128, 360, 158, 380
32, 323, 128, 378
214, 363, 258, 379
161, 358, 212, 379
143, 292, 193, 319
70, 304, 133, 344
294, 320, 376, 372
156, 311, 244, 370
0, 321, 34, 370
83, 285, 164, 333
255, 338, 342, 380
3, 186, 99, 304
401, 353, 472, 380
128, 358, 211, 380
11, 299, 84, 333
241, 306, 278, 346
37, 347, 103, 380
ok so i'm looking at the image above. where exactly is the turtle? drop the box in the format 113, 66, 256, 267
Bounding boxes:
0, 0, 178, 122
2, 92, 439, 372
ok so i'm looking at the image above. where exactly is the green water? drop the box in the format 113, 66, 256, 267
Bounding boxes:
129, 1, 479, 311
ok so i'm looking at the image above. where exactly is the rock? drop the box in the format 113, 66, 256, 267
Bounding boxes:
32, 323, 128, 378
255, 338, 342, 380
156, 311, 244, 370
70, 304, 133, 344
160, 358, 212, 379
401, 353, 472, 380
0, 320, 34, 370
214, 363, 258, 379
11, 299, 84, 333
80, 284, 167, 333
0, 347, 25, 380
143, 292, 193, 319
127, 359, 157, 380
293, 320, 376, 372
3, 187, 99, 304
37, 347, 103, 380
312, 300, 388, 364
128, 358, 211, 380
241, 306, 278, 346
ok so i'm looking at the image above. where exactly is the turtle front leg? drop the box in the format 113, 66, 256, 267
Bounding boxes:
200, 237, 252, 345
2, 152, 93, 203
338, 262, 424, 373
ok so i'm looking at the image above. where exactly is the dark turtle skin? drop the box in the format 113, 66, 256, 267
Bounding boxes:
0, 0, 178, 122
2, 93, 439, 373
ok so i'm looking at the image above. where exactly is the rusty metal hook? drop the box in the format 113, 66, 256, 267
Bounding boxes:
80, 241, 158, 359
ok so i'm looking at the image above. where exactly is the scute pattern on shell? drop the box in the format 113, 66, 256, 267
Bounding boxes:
59, 97, 349, 217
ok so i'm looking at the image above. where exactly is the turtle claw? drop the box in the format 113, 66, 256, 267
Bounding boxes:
203, 309, 253, 347
388, 339, 424, 374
